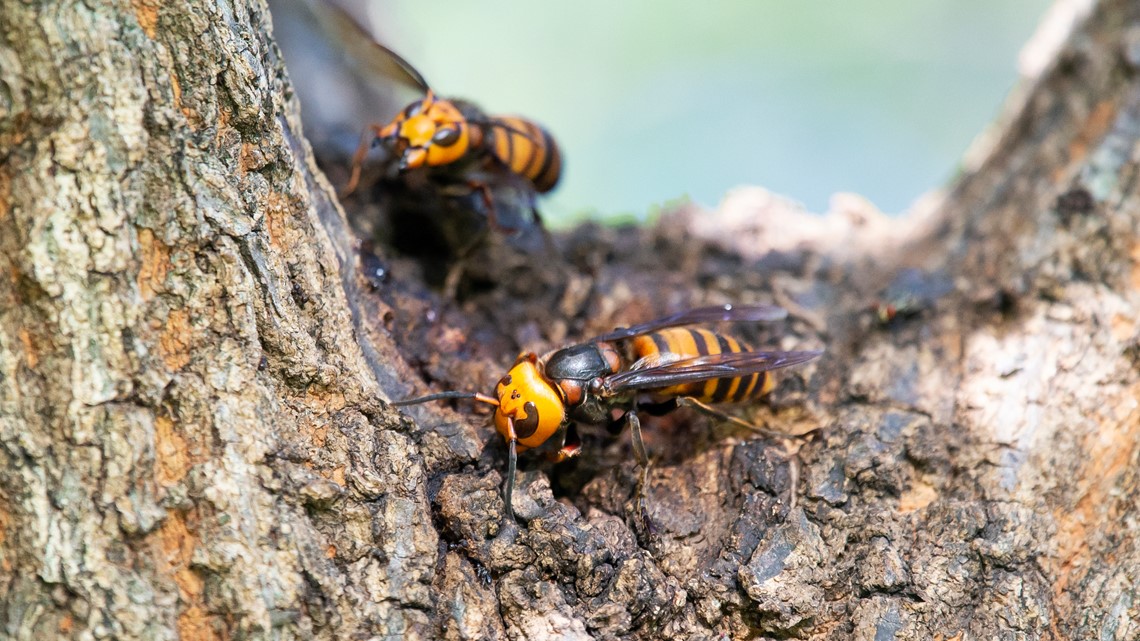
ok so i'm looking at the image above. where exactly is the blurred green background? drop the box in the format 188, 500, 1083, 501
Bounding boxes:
374, 1, 1051, 225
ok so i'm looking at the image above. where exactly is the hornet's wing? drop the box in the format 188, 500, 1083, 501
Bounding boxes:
590, 304, 788, 344
601, 349, 821, 395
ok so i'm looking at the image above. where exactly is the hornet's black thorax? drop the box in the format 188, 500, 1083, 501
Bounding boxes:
542, 342, 626, 424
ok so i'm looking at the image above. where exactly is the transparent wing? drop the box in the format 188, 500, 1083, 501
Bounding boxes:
590, 304, 788, 344
306, 0, 431, 92
602, 350, 821, 394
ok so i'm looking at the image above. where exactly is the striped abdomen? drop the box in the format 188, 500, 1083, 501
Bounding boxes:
485, 116, 562, 193
629, 328, 774, 403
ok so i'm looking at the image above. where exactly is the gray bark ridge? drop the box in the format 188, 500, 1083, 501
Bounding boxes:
0, 0, 432, 639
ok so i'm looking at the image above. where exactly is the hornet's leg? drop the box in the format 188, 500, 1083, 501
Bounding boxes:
530, 206, 559, 256
343, 124, 386, 197
544, 424, 582, 463
442, 225, 491, 300
787, 452, 801, 512
528, 205, 576, 302
607, 400, 674, 436
677, 396, 806, 440
503, 417, 519, 523
468, 180, 517, 234
505, 438, 518, 522
627, 410, 656, 536
677, 397, 812, 512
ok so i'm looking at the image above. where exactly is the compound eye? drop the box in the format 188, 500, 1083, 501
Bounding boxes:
403, 101, 424, 119
432, 126, 461, 147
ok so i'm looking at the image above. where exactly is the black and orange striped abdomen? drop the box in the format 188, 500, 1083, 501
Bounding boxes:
629, 328, 775, 403
485, 116, 562, 193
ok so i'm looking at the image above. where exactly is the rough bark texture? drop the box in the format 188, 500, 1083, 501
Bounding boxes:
1, 0, 1138, 640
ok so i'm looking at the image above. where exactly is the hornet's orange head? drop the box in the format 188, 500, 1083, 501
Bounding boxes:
493, 353, 567, 452
379, 91, 471, 170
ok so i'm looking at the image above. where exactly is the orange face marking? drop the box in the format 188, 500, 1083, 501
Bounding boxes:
400, 113, 438, 148
383, 94, 471, 169
493, 354, 566, 452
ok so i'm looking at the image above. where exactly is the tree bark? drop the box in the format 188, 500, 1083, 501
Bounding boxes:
1, 1, 1138, 640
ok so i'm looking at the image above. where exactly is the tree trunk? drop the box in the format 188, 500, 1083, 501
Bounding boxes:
1, 0, 1137, 640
